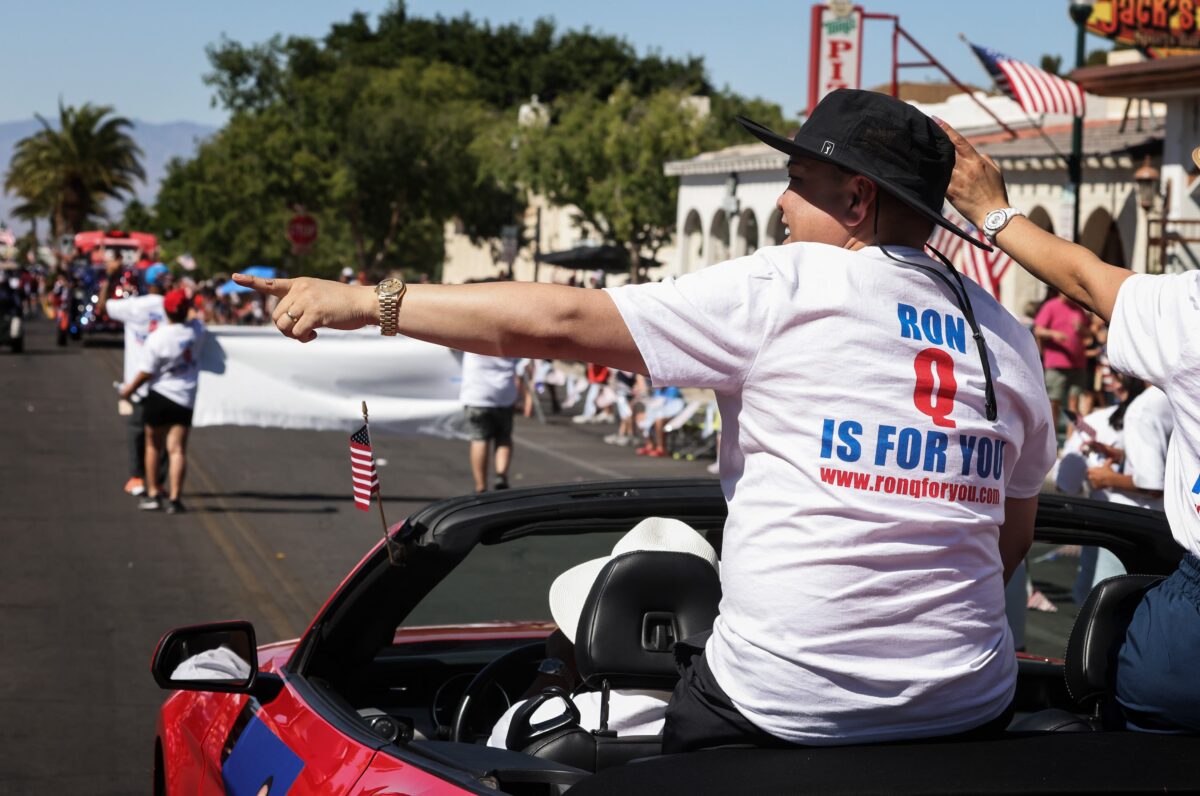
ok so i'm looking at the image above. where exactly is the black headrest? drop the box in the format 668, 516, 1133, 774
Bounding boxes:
1065, 574, 1163, 709
574, 550, 721, 689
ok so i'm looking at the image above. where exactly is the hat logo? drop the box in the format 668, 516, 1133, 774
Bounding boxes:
821, 140, 836, 155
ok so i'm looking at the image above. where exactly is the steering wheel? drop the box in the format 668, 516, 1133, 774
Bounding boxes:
450, 641, 545, 743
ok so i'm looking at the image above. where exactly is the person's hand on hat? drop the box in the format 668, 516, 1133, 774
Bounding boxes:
231, 273, 377, 343
933, 118, 1009, 231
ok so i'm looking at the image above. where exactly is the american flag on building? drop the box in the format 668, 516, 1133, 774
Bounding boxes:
349, 424, 380, 511
970, 43, 1086, 118
925, 205, 1014, 302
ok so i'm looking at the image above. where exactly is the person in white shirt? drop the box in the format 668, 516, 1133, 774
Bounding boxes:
487, 518, 716, 749
232, 89, 1055, 749
120, 288, 206, 515
1057, 378, 1171, 602
459, 352, 521, 492
95, 258, 170, 497
937, 121, 1200, 733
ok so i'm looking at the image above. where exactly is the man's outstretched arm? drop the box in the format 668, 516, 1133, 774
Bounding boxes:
935, 119, 1132, 323
230, 274, 648, 375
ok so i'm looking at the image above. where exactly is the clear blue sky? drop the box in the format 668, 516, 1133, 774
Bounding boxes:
0, 1, 1103, 125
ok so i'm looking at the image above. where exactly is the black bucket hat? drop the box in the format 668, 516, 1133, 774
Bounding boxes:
737, 89, 990, 251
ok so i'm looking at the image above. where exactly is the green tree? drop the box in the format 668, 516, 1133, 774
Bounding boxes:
4, 102, 144, 237
506, 84, 715, 282
157, 60, 519, 278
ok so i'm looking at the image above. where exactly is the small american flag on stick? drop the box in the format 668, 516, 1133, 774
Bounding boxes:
350, 424, 380, 511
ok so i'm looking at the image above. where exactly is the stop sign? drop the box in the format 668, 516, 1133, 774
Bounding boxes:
286, 214, 318, 249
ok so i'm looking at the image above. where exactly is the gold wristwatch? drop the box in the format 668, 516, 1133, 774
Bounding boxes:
374, 278, 406, 336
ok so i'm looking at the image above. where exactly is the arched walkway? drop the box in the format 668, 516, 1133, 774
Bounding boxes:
765, 208, 787, 246
734, 209, 759, 257
680, 210, 704, 273
1004, 205, 1055, 314
1082, 208, 1126, 268
1028, 206, 1054, 234
708, 210, 730, 265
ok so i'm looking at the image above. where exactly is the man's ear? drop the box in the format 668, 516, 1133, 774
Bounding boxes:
845, 175, 877, 227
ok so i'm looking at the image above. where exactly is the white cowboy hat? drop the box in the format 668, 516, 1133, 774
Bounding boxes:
549, 517, 719, 643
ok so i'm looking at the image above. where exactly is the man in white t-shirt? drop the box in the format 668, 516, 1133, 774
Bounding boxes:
937, 124, 1200, 732
233, 89, 1055, 749
119, 288, 206, 515
96, 258, 170, 496
459, 352, 521, 492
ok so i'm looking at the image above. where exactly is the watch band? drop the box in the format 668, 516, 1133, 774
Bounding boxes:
983, 207, 1023, 243
379, 292, 399, 336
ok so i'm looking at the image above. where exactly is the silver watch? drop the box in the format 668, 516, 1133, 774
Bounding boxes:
982, 207, 1023, 243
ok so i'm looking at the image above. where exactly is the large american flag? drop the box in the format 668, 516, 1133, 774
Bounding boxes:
349, 424, 380, 511
925, 205, 1014, 302
970, 43, 1086, 118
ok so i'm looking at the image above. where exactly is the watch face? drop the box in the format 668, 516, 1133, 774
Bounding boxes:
985, 210, 1006, 231
376, 278, 404, 297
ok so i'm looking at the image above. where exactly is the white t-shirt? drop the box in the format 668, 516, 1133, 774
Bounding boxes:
1106, 272, 1200, 556
486, 689, 668, 749
606, 244, 1056, 745
105, 294, 165, 398
1124, 387, 1173, 507
460, 352, 520, 408
1057, 400, 1167, 512
141, 319, 206, 408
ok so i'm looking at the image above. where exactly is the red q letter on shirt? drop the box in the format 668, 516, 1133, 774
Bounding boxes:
913, 348, 958, 428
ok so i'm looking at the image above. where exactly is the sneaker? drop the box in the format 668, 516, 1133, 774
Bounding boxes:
124, 477, 146, 496
647, 448, 668, 458
572, 414, 594, 424
166, 499, 186, 515
138, 495, 162, 511
603, 433, 628, 445
706, 462, 720, 475
493, 476, 509, 491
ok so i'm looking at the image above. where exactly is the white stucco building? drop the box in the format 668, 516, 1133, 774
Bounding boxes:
663, 56, 1191, 317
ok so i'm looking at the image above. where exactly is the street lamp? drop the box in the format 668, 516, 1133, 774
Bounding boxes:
1067, 1, 1093, 244
1133, 155, 1161, 212
1133, 154, 1167, 273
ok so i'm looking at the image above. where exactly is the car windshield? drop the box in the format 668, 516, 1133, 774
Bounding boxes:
403, 529, 628, 627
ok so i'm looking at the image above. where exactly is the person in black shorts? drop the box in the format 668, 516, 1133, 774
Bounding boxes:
119, 289, 206, 514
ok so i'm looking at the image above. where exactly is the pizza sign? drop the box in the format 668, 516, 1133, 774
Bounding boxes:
1087, 0, 1200, 50
808, 3, 865, 114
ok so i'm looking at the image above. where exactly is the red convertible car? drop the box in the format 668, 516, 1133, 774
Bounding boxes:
151, 479, 1197, 795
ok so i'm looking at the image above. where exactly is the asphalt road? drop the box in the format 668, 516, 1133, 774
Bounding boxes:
0, 317, 712, 795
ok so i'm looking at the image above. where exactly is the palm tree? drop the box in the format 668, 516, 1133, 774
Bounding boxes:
4, 102, 145, 237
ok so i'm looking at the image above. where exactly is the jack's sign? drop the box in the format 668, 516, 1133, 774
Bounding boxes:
1087, 0, 1200, 50
809, 3, 864, 114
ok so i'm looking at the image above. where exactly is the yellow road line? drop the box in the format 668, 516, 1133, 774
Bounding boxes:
93, 348, 298, 640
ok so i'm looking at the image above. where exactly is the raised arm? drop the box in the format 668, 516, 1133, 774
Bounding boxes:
935, 119, 1132, 322
230, 274, 648, 375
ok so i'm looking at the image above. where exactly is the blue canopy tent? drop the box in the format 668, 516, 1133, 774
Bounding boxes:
217, 266, 278, 296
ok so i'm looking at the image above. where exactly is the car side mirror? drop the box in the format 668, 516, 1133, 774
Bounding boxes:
151, 620, 282, 703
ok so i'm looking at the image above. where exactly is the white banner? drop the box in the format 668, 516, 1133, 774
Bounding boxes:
193, 327, 465, 437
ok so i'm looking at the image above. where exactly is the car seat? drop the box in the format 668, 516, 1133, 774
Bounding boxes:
506, 549, 721, 771
1011, 573, 1163, 732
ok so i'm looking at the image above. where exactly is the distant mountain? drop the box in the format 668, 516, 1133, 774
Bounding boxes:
0, 118, 215, 233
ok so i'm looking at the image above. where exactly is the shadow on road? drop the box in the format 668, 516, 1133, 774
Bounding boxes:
188, 490, 450, 503
192, 506, 339, 515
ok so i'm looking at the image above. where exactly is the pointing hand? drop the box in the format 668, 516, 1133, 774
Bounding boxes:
231, 273, 379, 343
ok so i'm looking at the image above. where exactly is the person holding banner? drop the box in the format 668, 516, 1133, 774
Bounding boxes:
234, 89, 1057, 751
936, 119, 1200, 734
